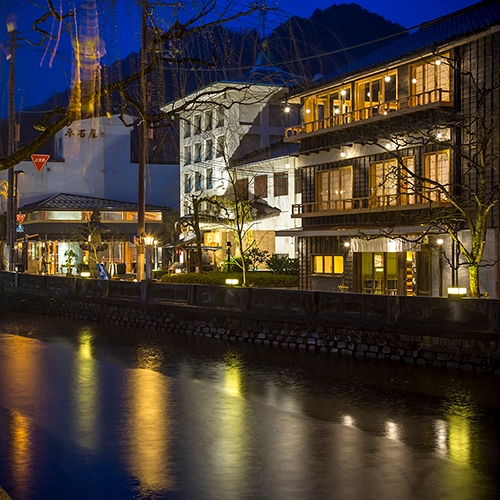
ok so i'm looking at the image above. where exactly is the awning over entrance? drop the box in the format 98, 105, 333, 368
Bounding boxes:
351, 238, 420, 253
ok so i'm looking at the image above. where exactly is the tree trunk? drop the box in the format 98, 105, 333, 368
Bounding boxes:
468, 264, 480, 297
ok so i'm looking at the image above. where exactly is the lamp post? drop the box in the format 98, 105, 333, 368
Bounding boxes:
12, 170, 24, 268
6, 18, 17, 271
226, 241, 231, 272
437, 237, 444, 297
144, 235, 154, 280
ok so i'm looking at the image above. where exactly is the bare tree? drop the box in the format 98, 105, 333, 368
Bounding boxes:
361, 53, 500, 297
0, 0, 261, 172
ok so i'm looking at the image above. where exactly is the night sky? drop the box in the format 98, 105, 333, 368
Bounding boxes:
0, 0, 480, 116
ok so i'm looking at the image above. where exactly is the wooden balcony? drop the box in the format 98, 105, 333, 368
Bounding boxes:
292, 193, 450, 218
284, 89, 452, 142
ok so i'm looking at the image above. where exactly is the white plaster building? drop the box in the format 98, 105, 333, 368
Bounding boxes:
1, 114, 179, 275
162, 77, 301, 270
10, 114, 179, 208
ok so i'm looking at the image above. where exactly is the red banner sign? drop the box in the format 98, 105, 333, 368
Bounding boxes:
31, 154, 50, 172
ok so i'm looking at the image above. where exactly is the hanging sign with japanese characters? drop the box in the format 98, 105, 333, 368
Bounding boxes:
65, 127, 101, 138
31, 154, 50, 172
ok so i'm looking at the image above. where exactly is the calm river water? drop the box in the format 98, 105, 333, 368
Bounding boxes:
0, 311, 499, 500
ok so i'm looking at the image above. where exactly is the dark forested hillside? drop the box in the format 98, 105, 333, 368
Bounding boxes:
0, 2, 406, 162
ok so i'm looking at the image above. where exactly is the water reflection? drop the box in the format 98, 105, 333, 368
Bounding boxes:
0, 314, 499, 500
385, 420, 401, 441
125, 356, 172, 490
9, 411, 33, 499
73, 328, 99, 450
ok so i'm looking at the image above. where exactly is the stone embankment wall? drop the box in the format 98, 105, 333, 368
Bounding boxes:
1, 271, 499, 375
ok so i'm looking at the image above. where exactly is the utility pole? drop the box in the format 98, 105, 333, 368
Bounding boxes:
6, 25, 16, 271
136, 1, 148, 281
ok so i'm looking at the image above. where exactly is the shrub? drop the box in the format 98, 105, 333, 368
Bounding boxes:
159, 271, 298, 288
265, 254, 299, 275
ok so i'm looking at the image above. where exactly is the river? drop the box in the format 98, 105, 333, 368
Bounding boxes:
0, 311, 499, 499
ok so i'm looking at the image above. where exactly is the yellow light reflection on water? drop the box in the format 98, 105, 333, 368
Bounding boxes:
433, 419, 448, 458
212, 354, 246, 494
447, 413, 470, 466
385, 421, 401, 441
10, 411, 33, 498
125, 367, 172, 490
443, 395, 477, 467
342, 415, 356, 427
74, 328, 99, 450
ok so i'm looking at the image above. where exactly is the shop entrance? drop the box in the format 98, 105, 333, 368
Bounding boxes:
359, 251, 417, 295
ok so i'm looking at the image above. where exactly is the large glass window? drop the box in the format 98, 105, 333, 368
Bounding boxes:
47, 211, 83, 220
355, 70, 398, 119
410, 54, 450, 106
422, 151, 450, 201
316, 167, 352, 210
369, 157, 416, 206
312, 255, 344, 274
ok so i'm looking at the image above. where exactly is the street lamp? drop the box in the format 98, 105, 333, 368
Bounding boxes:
226, 241, 231, 272
12, 170, 24, 269
144, 235, 155, 280
437, 237, 444, 297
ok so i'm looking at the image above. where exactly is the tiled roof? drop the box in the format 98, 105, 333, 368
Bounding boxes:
19, 193, 171, 213
317, 0, 500, 87
231, 140, 299, 167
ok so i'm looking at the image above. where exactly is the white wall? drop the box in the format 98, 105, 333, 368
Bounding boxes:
3, 115, 179, 209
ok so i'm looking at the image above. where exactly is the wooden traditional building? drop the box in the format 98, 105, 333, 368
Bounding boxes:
283, 0, 500, 296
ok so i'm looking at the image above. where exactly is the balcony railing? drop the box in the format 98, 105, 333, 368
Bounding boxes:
285, 89, 452, 141
292, 192, 450, 217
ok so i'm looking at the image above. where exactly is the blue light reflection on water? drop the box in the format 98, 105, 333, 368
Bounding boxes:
0, 312, 499, 500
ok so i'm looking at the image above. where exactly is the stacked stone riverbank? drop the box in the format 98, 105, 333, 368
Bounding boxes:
1, 271, 499, 375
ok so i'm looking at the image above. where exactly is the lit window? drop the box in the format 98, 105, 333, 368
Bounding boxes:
409, 54, 450, 106
316, 167, 352, 210
422, 150, 450, 202
313, 255, 344, 274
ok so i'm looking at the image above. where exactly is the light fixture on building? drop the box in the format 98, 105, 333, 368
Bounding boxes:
385, 75, 391, 82
437, 238, 444, 245
412, 77, 418, 84
305, 108, 311, 114
344, 241, 350, 248
340, 89, 347, 96
225, 278, 239, 285
284, 105, 291, 113
285, 162, 290, 168
435, 59, 442, 65
447, 287, 466, 298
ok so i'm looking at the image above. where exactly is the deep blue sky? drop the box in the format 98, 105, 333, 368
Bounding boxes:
0, 0, 480, 117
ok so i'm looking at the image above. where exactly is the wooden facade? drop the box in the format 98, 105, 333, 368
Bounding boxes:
286, 2, 500, 296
